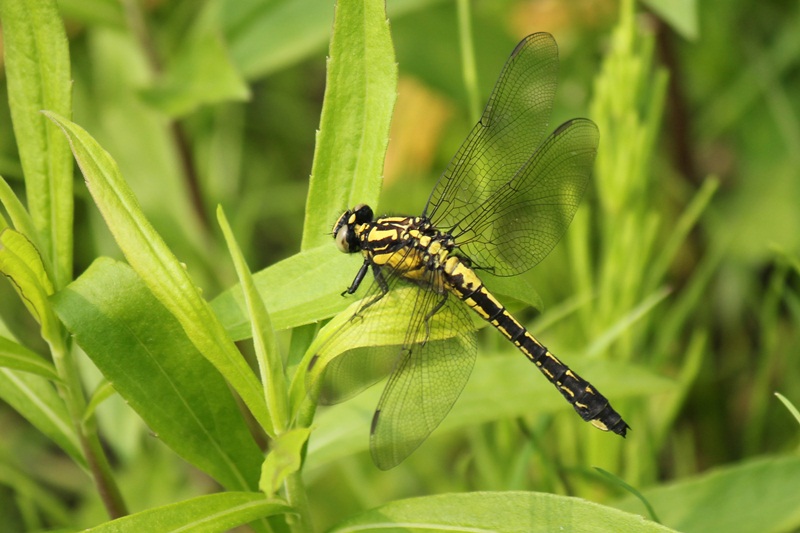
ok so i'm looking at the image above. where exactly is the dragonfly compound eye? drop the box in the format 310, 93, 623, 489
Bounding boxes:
334, 223, 353, 253
353, 204, 374, 224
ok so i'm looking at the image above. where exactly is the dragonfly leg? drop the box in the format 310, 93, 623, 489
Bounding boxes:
351, 265, 392, 321
421, 292, 449, 346
343, 260, 370, 295
372, 264, 390, 294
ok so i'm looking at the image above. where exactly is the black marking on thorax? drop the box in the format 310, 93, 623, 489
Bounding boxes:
360, 216, 457, 274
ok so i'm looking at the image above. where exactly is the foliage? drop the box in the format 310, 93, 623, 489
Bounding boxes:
0, 0, 798, 532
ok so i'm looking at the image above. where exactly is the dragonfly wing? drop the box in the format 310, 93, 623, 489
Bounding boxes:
424, 33, 559, 230
307, 269, 417, 405
370, 288, 477, 470
453, 118, 598, 276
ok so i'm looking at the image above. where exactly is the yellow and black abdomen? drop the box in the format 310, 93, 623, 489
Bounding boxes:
443, 256, 629, 436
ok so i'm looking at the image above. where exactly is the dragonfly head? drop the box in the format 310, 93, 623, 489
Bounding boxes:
333, 204, 373, 253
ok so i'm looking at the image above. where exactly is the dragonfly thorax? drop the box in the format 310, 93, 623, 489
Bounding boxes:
362, 215, 459, 284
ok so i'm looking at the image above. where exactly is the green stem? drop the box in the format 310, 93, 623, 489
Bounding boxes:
456, 0, 480, 123
80, 427, 128, 519
284, 469, 314, 533
281, 393, 319, 532
51, 336, 128, 518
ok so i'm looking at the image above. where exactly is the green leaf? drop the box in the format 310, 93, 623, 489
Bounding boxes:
306, 354, 673, 469
259, 428, 311, 496
301, 285, 468, 394
211, 244, 362, 340
292, 280, 491, 417
0, 368, 84, 468
82, 380, 116, 425
300, 0, 397, 249
586, 287, 671, 357
775, 392, 800, 428
642, 0, 699, 40
217, 206, 287, 432
595, 467, 660, 524
613, 455, 800, 533
0, 0, 74, 289
140, 1, 250, 117
224, 0, 336, 79
52, 258, 263, 491
0, 229, 54, 296
223, 0, 440, 80
0, 229, 61, 347
0, 174, 43, 255
43, 111, 273, 434
644, 176, 719, 295
84, 492, 291, 533
330, 491, 676, 532
0, 336, 59, 381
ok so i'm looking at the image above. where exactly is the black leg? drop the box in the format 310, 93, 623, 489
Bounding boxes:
343, 260, 370, 296
421, 292, 448, 345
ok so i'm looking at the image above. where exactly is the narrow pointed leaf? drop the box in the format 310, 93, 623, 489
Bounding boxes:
0, 0, 73, 289
0, 175, 43, 255
82, 380, 116, 424
775, 392, 800, 427
43, 111, 272, 433
0, 229, 54, 295
0, 229, 61, 346
85, 492, 290, 533
52, 258, 264, 491
0, 336, 59, 381
330, 491, 675, 532
211, 245, 360, 340
0, 368, 84, 467
301, 0, 397, 249
259, 428, 311, 496
218, 206, 288, 433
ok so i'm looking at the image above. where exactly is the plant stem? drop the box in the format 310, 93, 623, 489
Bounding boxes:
456, 0, 480, 123
284, 469, 314, 533
51, 337, 128, 518
79, 428, 128, 518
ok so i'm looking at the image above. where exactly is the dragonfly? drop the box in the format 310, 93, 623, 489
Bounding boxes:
307, 32, 629, 470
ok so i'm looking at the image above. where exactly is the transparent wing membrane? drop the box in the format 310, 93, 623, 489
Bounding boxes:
424, 33, 559, 233
308, 268, 477, 470
370, 291, 476, 470
307, 261, 414, 405
424, 34, 598, 276
452, 118, 598, 275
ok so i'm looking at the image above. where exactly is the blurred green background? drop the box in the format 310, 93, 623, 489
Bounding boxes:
1, 0, 799, 531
